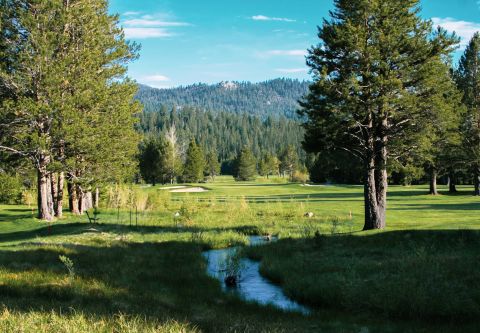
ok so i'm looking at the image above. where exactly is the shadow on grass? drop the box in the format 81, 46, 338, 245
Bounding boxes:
391, 201, 480, 211
175, 188, 455, 203
0, 224, 480, 332
244, 229, 480, 327
0, 222, 264, 244
0, 212, 35, 223
0, 229, 478, 332
0, 240, 358, 333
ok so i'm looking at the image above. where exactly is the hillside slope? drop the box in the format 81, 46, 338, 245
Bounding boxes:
136, 78, 310, 119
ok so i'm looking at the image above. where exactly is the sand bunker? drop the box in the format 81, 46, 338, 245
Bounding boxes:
160, 186, 187, 190
170, 187, 208, 193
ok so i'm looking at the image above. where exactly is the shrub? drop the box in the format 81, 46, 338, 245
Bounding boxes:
291, 170, 309, 184
0, 173, 23, 204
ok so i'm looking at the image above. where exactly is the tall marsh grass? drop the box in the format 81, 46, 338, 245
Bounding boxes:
0, 308, 199, 333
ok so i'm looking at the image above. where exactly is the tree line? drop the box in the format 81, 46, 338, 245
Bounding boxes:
138, 126, 306, 184
300, 0, 480, 230
136, 105, 305, 165
0, 0, 139, 220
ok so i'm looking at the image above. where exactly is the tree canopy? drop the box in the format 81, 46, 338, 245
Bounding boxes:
300, 0, 459, 229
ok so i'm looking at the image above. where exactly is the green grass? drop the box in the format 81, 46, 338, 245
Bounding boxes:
0, 177, 479, 332
245, 230, 480, 321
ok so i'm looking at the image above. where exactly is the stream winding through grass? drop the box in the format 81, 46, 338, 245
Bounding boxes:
202, 236, 310, 315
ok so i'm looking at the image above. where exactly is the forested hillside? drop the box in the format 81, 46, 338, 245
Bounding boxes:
136, 78, 310, 119
137, 106, 305, 165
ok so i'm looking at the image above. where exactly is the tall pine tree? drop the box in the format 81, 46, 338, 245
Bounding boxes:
0, 0, 140, 219
300, 0, 458, 229
456, 33, 480, 195
234, 147, 257, 181
182, 140, 205, 183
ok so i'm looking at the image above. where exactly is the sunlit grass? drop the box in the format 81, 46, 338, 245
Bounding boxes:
0, 177, 479, 332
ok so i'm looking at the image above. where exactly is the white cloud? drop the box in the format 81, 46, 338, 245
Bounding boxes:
275, 68, 307, 73
142, 75, 170, 82
251, 15, 296, 22
124, 28, 173, 39
138, 74, 172, 89
123, 11, 141, 16
122, 13, 190, 39
432, 17, 480, 47
265, 49, 307, 57
123, 18, 191, 27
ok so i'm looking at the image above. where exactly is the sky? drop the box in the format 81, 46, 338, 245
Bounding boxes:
108, 0, 480, 88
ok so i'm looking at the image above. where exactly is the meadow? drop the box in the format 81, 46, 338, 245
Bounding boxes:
0, 176, 478, 332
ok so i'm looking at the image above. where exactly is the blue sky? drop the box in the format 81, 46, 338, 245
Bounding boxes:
109, 0, 480, 88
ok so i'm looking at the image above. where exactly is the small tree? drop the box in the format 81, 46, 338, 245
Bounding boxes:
182, 140, 205, 183
234, 147, 257, 181
205, 150, 221, 181
138, 137, 165, 186
280, 145, 298, 180
164, 125, 183, 184
259, 153, 279, 178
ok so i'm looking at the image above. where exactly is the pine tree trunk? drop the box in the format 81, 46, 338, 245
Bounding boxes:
375, 169, 387, 227
37, 160, 53, 221
364, 162, 380, 230
56, 172, 64, 218
363, 121, 387, 231
67, 181, 73, 212
50, 173, 58, 214
429, 168, 438, 195
363, 155, 386, 230
47, 174, 54, 216
474, 164, 480, 196
77, 186, 84, 214
68, 182, 80, 215
448, 169, 457, 193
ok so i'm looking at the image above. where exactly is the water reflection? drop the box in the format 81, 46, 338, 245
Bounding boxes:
202, 236, 310, 315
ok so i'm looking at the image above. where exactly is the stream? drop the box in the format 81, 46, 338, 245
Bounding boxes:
202, 236, 310, 315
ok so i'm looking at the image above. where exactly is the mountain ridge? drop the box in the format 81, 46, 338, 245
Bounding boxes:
136, 78, 311, 119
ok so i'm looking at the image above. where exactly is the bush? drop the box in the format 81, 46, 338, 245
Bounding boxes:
0, 173, 23, 204
291, 170, 309, 184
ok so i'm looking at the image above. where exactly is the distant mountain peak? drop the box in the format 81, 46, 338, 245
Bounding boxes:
220, 81, 238, 90
136, 78, 310, 119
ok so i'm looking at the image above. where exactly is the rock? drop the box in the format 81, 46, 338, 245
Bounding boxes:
304, 212, 314, 218
224, 275, 237, 287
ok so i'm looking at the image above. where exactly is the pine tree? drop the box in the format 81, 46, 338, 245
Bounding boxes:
60, 0, 140, 214
280, 145, 298, 180
234, 147, 256, 181
420, 64, 464, 195
0, 0, 140, 219
0, 0, 69, 220
456, 33, 480, 195
299, 0, 458, 229
182, 140, 205, 183
139, 137, 165, 186
205, 150, 221, 181
259, 153, 279, 178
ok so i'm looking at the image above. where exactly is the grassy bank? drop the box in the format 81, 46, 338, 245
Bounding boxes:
0, 178, 479, 332
245, 230, 480, 321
